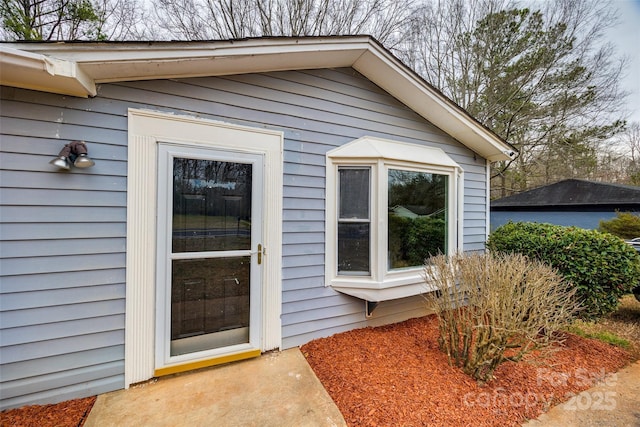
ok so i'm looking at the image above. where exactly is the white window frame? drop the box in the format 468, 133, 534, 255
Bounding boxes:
325, 136, 464, 302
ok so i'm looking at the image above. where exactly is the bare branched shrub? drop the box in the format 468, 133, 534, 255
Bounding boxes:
424, 252, 580, 383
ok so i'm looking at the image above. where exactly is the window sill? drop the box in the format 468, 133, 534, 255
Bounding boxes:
330, 271, 437, 302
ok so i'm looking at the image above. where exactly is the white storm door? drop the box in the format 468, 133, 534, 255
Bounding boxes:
156, 143, 264, 367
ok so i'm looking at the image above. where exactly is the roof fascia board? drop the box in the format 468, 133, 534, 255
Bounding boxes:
0, 45, 96, 97
353, 46, 513, 162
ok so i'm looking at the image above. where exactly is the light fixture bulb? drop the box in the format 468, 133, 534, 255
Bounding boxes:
74, 153, 95, 168
49, 156, 71, 170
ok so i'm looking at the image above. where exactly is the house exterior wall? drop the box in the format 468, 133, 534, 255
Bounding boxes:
490, 210, 625, 231
0, 67, 488, 409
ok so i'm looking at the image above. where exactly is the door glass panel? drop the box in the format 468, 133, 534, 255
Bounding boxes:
170, 257, 250, 356
172, 158, 252, 253
169, 155, 254, 357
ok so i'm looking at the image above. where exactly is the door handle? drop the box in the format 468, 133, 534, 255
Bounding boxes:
257, 244, 263, 265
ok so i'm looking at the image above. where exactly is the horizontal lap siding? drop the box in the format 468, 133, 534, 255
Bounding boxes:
0, 86, 127, 410
0, 67, 487, 407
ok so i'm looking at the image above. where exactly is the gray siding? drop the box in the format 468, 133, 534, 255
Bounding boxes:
1, 89, 128, 409
0, 67, 487, 409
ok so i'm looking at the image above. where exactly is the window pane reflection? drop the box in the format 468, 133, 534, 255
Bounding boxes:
172, 158, 252, 253
170, 257, 250, 355
388, 169, 448, 269
338, 223, 370, 274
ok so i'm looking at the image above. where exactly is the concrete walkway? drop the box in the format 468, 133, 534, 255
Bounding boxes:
523, 361, 640, 427
84, 349, 346, 427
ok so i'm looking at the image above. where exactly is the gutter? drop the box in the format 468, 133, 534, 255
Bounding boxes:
0, 45, 96, 97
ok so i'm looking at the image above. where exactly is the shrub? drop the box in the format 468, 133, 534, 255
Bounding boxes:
424, 252, 579, 383
598, 211, 640, 240
487, 222, 640, 319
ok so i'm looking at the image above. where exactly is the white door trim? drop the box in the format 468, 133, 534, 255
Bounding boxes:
125, 109, 283, 387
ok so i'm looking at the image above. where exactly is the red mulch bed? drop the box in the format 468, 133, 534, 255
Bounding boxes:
0, 396, 95, 427
1, 314, 631, 427
301, 314, 631, 427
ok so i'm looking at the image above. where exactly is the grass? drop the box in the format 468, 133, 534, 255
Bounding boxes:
566, 294, 640, 360
566, 323, 631, 348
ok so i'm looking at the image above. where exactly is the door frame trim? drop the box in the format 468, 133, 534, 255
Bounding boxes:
125, 109, 283, 387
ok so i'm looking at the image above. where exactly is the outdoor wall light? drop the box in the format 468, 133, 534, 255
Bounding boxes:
49, 140, 95, 170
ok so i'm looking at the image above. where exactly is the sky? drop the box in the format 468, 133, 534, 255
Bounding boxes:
607, 0, 640, 124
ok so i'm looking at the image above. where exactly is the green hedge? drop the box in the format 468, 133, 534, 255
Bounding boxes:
487, 222, 640, 319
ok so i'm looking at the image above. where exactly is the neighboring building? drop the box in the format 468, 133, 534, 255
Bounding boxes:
0, 37, 514, 409
491, 179, 640, 230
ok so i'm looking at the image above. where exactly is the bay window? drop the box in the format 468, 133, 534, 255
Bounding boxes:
326, 137, 463, 302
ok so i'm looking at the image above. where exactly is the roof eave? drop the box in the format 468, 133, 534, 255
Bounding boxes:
1, 37, 514, 161
5, 37, 370, 84
0, 45, 96, 97
352, 48, 514, 162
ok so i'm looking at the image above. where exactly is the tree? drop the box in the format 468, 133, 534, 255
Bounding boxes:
399, 0, 627, 196
599, 211, 640, 240
0, 0, 105, 40
0, 0, 151, 40
618, 122, 640, 185
151, 0, 414, 47
96, 0, 153, 40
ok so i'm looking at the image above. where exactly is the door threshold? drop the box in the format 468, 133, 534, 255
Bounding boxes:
154, 348, 261, 377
